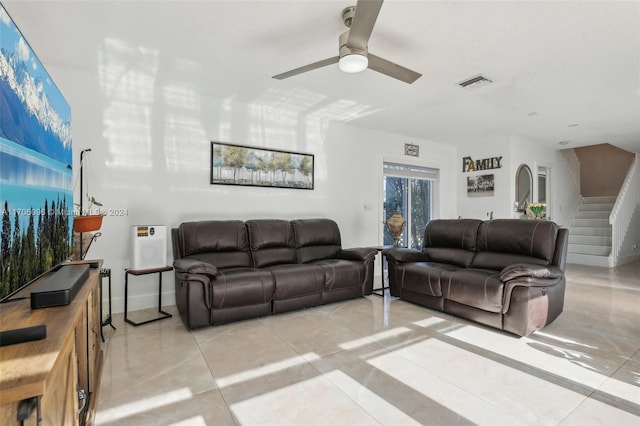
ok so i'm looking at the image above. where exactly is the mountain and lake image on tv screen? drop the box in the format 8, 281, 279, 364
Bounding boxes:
0, 4, 73, 300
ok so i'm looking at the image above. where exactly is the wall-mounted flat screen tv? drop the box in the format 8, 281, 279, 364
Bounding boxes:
0, 3, 73, 301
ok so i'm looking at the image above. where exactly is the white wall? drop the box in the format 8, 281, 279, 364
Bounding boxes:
617, 206, 640, 265
457, 138, 511, 219
509, 137, 580, 227
59, 64, 457, 313
456, 136, 579, 226
614, 153, 640, 265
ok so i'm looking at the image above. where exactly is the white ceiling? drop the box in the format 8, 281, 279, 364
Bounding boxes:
4, 0, 640, 153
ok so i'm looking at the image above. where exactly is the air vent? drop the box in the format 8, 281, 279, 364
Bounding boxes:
458, 74, 493, 89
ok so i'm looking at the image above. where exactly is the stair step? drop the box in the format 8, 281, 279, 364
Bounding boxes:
567, 253, 610, 267
566, 195, 617, 266
569, 227, 612, 237
571, 218, 610, 228
568, 243, 611, 256
575, 211, 610, 219
582, 196, 617, 204
568, 235, 612, 245
578, 203, 614, 212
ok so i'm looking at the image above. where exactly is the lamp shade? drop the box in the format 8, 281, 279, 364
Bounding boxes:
339, 54, 368, 73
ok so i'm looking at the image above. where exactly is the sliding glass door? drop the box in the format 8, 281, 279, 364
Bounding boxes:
383, 162, 439, 249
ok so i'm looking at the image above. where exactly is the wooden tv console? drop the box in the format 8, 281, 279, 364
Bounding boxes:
0, 260, 104, 425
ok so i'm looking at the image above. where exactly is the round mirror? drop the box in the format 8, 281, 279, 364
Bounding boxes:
515, 164, 532, 212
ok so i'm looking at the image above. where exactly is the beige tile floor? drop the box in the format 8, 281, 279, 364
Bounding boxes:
95, 261, 640, 425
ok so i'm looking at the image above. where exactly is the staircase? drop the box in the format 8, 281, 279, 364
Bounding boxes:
567, 196, 615, 267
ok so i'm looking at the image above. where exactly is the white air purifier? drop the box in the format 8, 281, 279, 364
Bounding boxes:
132, 225, 167, 270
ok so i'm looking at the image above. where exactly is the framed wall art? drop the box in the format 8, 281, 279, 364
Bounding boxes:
467, 174, 495, 196
210, 142, 314, 190
404, 143, 419, 157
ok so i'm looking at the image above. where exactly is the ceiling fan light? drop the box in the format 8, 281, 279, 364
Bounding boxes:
339, 54, 368, 73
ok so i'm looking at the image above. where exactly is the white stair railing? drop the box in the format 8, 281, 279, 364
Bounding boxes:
609, 153, 639, 267
561, 149, 582, 227
562, 148, 581, 191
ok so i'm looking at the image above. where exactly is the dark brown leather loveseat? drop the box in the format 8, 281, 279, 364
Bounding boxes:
171, 218, 377, 329
384, 219, 569, 336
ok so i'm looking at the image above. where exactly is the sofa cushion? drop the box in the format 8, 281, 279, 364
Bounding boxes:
423, 219, 482, 267
246, 219, 297, 267
185, 252, 252, 271
442, 268, 504, 313
265, 264, 325, 300
472, 220, 559, 270
292, 219, 342, 263
310, 259, 366, 291
179, 220, 251, 269
211, 268, 275, 309
423, 247, 475, 268
398, 262, 459, 297
472, 252, 549, 271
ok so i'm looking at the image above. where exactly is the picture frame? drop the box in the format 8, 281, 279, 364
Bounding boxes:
404, 143, 419, 157
467, 174, 495, 196
210, 142, 314, 190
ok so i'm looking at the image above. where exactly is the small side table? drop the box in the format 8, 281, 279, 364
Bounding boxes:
100, 268, 116, 341
372, 245, 395, 296
124, 266, 173, 326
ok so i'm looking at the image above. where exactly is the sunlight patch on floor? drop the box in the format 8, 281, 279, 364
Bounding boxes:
366, 350, 516, 425
96, 387, 193, 423
534, 330, 599, 348
170, 416, 208, 426
412, 317, 446, 328
323, 370, 422, 425
339, 327, 412, 350
216, 353, 320, 388
444, 324, 611, 388
229, 375, 377, 425
599, 374, 640, 405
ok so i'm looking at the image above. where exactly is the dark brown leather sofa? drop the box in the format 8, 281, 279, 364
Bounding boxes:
384, 219, 569, 336
171, 218, 377, 329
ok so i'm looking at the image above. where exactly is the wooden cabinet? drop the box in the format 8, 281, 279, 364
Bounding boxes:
0, 261, 104, 425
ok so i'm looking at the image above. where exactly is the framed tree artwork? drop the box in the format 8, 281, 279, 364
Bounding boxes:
210, 142, 314, 190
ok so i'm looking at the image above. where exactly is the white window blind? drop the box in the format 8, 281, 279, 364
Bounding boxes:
383, 162, 439, 180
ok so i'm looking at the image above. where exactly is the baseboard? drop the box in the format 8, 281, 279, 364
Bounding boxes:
567, 253, 610, 267
613, 252, 640, 267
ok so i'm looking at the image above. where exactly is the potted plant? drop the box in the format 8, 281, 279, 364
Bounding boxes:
73, 148, 104, 233
528, 202, 546, 220
73, 195, 104, 232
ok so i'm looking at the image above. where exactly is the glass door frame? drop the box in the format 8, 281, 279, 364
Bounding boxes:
535, 161, 552, 220
380, 158, 440, 250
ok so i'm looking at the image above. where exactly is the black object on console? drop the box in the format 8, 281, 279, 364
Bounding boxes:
30, 264, 90, 309
0, 324, 47, 347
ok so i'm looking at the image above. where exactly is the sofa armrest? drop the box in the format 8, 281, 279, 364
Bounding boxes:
502, 274, 564, 314
173, 268, 218, 314
500, 263, 563, 282
383, 247, 428, 263
337, 247, 378, 261
173, 258, 218, 277
501, 263, 565, 315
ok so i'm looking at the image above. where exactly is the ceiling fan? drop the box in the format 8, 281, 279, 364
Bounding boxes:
272, 0, 421, 84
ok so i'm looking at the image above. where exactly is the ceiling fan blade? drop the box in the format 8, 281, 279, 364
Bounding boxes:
272, 56, 340, 80
367, 53, 422, 84
347, 0, 384, 51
